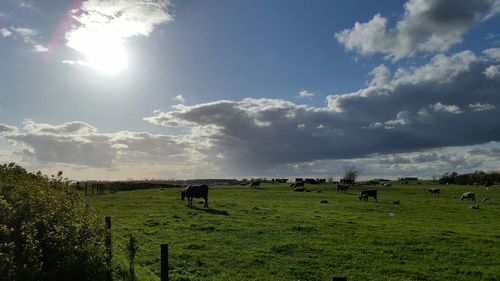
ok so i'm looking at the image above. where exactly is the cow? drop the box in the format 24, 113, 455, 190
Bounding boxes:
336, 184, 349, 193
359, 189, 377, 201
427, 188, 440, 196
481, 197, 490, 203
291, 181, 305, 188
181, 184, 209, 208
460, 192, 475, 202
250, 181, 261, 188
294, 186, 306, 192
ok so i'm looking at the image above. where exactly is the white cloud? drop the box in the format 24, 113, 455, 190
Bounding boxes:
297, 90, 314, 98
1, 28, 12, 37
173, 94, 186, 103
429, 102, 464, 114
483, 48, 500, 60
4, 27, 49, 52
469, 102, 496, 112
484, 65, 500, 78
11, 27, 39, 39
336, 0, 500, 61
19, 1, 36, 12
33, 44, 49, 53
0, 124, 17, 135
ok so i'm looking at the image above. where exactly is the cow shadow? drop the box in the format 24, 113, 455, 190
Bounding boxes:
192, 206, 230, 216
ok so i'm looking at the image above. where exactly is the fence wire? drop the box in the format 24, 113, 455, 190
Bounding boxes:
112, 227, 204, 280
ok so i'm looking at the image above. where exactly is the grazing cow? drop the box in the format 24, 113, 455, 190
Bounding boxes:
359, 189, 377, 201
460, 192, 475, 202
427, 188, 440, 196
383, 183, 392, 187
181, 184, 209, 208
482, 197, 490, 203
470, 204, 480, 209
250, 181, 260, 188
292, 181, 305, 188
294, 186, 306, 192
393, 200, 400, 204
336, 184, 349, 193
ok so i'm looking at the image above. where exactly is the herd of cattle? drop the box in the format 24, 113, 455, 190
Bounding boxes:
180, 182, 493, 209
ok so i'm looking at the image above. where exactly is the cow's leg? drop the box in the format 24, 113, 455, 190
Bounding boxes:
204, 196, 208, 208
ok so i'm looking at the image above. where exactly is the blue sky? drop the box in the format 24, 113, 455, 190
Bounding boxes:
1, 0, 500, 180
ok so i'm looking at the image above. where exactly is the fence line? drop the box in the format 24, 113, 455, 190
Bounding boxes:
107, 217, 347, 281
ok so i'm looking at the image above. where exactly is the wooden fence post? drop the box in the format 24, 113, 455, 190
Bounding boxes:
105, 216, 112, 281
332, 276, 347, 281
161, 244, 169, 281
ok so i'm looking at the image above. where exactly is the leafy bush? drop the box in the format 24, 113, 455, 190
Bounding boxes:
0, 163, 108, 280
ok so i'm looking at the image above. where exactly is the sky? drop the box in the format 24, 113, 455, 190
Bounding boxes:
1, 0, 500, 180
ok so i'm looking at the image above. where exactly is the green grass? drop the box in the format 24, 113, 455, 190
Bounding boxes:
88, 184, 500, 281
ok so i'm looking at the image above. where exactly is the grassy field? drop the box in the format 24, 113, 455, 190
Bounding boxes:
88, 183, 500, 281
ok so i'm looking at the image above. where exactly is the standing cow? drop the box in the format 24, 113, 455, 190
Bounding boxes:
181, 184, 209, 208
427, 188, 440, 196
250, 181, 261, 188
359, 189, 377, 201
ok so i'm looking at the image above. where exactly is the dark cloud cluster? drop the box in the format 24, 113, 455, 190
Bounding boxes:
146, 50, 500, 173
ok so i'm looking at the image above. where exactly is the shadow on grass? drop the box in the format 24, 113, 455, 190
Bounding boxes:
192, 206, 230, 216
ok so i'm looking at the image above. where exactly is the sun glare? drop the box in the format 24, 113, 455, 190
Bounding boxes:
85, 38, 128, 75
68, 30, 129, 75
86, 46, 128, 75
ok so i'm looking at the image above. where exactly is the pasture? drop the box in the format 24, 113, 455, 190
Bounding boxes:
88, 183, 500, 281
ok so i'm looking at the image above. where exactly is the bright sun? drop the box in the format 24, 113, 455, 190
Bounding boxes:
86, 43, 128, 75
73, 31, 129, 75
85, 37, 128, 75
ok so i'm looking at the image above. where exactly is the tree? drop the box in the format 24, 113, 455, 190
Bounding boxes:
0, 163, 108, 281
342, 166, 360, 183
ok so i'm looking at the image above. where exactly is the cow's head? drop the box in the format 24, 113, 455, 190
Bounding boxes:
181, 190, 186, 200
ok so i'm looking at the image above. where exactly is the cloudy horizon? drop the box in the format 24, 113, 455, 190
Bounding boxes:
1, 0, 500, 180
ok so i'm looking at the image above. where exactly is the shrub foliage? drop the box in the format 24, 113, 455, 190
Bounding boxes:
0, 163, 108, 280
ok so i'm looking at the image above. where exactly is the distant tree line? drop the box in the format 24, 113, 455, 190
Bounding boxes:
439, 170, 500, 185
